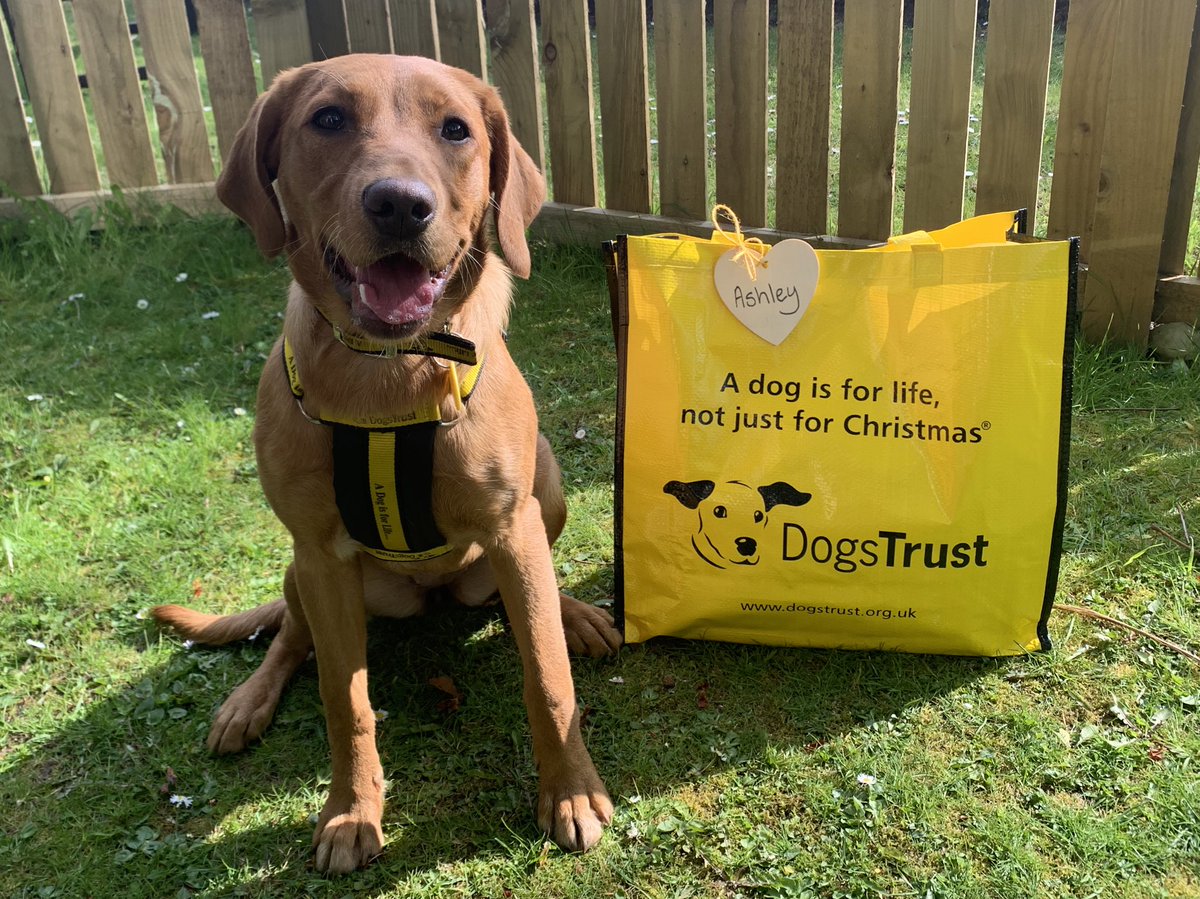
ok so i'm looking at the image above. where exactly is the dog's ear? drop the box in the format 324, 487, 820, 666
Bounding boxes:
759, 482, 812, 511
663, 480, 716, 510
481, 86, 546, 279
216, 68, 309, 258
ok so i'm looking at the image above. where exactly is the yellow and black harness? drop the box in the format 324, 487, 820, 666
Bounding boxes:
283, 331, 484, 563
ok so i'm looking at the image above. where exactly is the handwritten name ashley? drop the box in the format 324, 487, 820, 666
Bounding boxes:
732, 280, 803, 315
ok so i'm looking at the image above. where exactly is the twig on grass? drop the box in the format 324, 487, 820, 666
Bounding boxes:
1088, 407, 1182, 413
1056, 603, 1200, 665
1176, 506, 1194, 562
1150, 525, 1194, 552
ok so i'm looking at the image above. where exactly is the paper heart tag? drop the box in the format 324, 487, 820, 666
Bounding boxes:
714, 239, 819, 345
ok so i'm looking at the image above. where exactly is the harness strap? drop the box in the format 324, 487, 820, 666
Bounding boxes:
281, 335, 485, 562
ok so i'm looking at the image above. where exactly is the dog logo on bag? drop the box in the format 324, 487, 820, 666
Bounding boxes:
663, 479, 811, 569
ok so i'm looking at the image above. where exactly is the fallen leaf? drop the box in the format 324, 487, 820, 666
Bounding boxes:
1149, 744, 1167, 762
429, 676, 462, 713
192, 579, 202, 599
160, 767, 177, 795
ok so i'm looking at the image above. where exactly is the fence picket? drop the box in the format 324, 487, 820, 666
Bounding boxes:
714, 0, 769, 228
1160, 3, 1200, 277
540, 0, 598, 206
0, 20, 41, 196
653, 0, 707, 221
73, 0, 159, 189
775, 0, 834, 234
1083, 0, 1198, 345
253, 0, 314, 82
8, 0, 100, 193
435, 0, 487, 78
133, 0, 215, 184
596, 0, 652, 214
487, 0, 545, 170
390, 0, 439, 58
904, 0, 978, 232
305, 0, 350, 59
0, 0, 1193, 340
195, 0, 259, 162
838, 0, 903, 240
1046, 0, 1119, 253
974, 0, 1055, 226
344, 0, 393, 53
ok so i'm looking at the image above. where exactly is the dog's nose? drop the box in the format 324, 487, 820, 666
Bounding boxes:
735, 537, 757, 556
362, 178, 436, 238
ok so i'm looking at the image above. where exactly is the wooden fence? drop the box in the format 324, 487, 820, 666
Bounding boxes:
1, 0, 1198, 346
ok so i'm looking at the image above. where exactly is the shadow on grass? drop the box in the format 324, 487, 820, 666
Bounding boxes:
3, 593, 1000, 898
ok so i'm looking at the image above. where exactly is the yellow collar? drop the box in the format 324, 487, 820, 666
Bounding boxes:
314, 305, 478, 364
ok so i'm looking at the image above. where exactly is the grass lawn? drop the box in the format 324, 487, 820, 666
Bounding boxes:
1, 198, 1199, 898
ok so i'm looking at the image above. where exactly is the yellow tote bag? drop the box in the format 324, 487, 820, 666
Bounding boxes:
607, 211, 1075, 656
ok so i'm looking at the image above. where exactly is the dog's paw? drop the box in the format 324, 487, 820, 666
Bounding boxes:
537, 767, 613, 852
560, 595, 623, 657
312, 799, 384, 874
206, 680, 280, 755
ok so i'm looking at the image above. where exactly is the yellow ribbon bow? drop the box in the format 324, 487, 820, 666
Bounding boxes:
711, 204, 769, 282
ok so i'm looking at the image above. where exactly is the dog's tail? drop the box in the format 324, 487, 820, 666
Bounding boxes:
151, 599, 287, 646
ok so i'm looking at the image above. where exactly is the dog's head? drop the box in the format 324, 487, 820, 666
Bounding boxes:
216, 54, 545, 345
663, 479, 812, 569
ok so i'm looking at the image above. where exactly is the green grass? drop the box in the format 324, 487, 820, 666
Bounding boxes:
1, 203, 1198, 898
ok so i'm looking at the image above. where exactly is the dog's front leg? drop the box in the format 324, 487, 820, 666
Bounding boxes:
293, 546, 384, 873
488, 499, 613, 851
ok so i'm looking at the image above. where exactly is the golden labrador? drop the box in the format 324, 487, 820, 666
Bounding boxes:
152, 54, 621, 873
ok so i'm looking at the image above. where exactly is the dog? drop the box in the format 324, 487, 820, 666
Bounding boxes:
151, 54, 621, 874
663, 479, 811, 568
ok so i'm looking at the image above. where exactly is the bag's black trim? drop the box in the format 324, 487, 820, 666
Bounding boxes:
1036, 236, 1078, 651
604, 238, 629, 638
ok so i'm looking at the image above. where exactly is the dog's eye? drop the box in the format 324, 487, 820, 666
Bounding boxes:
441, 117, 470, 142
312, 106, 346, 131
754, 510, 764, 523
713, 506, 727, 519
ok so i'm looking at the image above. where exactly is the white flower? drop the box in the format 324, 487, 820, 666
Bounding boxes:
175, 272, 189, 283
247, 626, 264, 642
574, 427, 587, 440
136, 298, 150, 310
233, 407, 247, 417
201, 311, 220, 320
67, 292, 85, 302
135, 609, 148, 620
25, 638, 46, 650
608, 676, 625, 685
26, 394, 44, 402
168, 794, 194, 808
856, 773, 877, 786
182, 639, 195, 650
374, 708, 389, 721
176, 420, 185, 429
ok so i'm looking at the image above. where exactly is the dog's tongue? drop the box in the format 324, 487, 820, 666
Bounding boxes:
352, 255, 439, 325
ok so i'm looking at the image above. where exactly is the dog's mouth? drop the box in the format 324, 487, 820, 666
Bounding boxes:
325, 246, 457, 334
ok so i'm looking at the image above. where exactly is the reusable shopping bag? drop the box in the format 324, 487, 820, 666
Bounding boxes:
607, 210, 1075, 656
